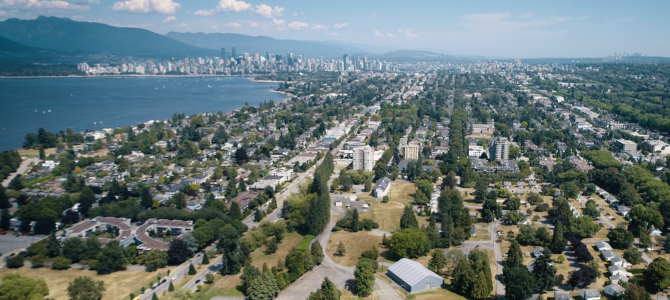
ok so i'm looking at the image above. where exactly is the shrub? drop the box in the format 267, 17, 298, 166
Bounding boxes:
51, 256, 72, 270
6, 255, 24, 268
332, 226, 342, 232
535, 203, 550, 212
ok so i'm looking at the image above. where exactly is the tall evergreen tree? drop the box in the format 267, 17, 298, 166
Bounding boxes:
505, 240, 524, 269
550, 222, 567, 254
201, 252, 209, 265
311, 242, 324, 265
351, 208, 359, 232
532, 248, 557, 293
400, 205, 419, 229
230, 202, 243, 220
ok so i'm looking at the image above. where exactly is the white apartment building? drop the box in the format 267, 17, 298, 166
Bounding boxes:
353, 146, 374, 171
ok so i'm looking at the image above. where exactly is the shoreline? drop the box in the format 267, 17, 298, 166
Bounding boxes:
3, 75, 296, 151
0, 74, 261, 79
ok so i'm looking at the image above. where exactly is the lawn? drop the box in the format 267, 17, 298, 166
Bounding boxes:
359, 180, 417, 232
326, 231, 384, 266
471, 229, 491, 241
0, 265, 169, 300
296, 235, 315, 252
25, 174, 55, 187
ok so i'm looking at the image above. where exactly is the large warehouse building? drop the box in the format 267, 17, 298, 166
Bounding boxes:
387, 258, 444, 293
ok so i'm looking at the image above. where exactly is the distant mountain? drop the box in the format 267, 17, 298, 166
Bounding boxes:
0, 16, 215, 57
0, 36, 39, 52
166, 32, 369, 58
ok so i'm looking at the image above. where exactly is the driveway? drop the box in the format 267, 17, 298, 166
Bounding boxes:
2, 158, 38, 188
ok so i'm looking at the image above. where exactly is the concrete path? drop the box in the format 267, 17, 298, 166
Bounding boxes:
2, 158, 38, 188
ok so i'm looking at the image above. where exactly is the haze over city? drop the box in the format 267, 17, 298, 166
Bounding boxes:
0, 0, 669, 57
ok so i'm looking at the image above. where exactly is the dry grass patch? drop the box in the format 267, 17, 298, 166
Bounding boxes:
18, 148, 56, 157
0, 265, 168, 300
327, 231, 384, 266
359, 180, 416, 232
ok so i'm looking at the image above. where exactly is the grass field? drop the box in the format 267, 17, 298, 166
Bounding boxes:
359, 180, 417, 232
0, 265, 169, 300
471, 229, 491, 241
326, 231, 385, 266
17, 148, 57, 157
297, 235, 315, 252
202, 231, 306, 296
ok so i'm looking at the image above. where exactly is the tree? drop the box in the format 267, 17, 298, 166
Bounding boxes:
561, 181, 579, 200
336, 241, 346, 257
219, 225, 244, 275
388, 228, 430, 259
67, 276, 105, 300
62, 237, 85, 263
241, 265, 260, 294
481, 195, 501, 223
96, 240, 127, 274
201, 251, 210, 265
139, 184, 153, 210
354, 258, 376, 296
428, 250, 447, 273
168, 281, 175, 292
623, 247, 643, 265
0, 208, 10, 230
645, 257, 670, 290
506, 196, 521, 211
254, 209, 264, 222
583, 199, 600, 218
79, 186, 96, 217
30, 254, 46, 267
6, 255, 24, 268
151, 292, 158, 300
9, 175, 23, 191
311, 242, 324, 265
51, 256, 72, 270
0, 273, 49, 300
569, 216, 600, 238
205, 273, 215, 284
622, 283, 651, 300
505, 241, 524, 269
567, 265, 597, 288
399, 205, 418, 229
83, 236, 102, 261
532, 248, 556, 293
229, 202, 242, 221
265, 237, 278, 254
517, 224, 537, 246
351, 208, 360, 232
502, 266, 535, 300
46, 232, 61, 258
188, 263, 196, 275
308, 277, 341, 300
608, 226, 635, 249
452, 256, 474, 295
144, 249, 168, 271
167, 238, 190, 265
550, 222, 567, 254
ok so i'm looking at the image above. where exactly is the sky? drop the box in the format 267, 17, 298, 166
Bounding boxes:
0, 0, 669, 58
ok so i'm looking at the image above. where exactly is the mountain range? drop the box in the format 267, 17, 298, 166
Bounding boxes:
0, 16, 395, 59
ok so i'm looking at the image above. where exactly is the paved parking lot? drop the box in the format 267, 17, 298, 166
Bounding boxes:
0, 233, 41, 255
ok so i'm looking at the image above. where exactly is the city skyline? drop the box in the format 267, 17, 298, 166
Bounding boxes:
0, 0, 668, 58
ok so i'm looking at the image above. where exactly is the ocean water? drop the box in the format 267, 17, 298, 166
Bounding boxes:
0, 76, 284, 151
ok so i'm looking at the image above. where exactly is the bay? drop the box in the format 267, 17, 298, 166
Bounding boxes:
0, 76, 284, 151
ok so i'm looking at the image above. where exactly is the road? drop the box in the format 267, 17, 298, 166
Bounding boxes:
139, 246, 213, 300
2, 158, 38, 188
182, 258, 224, 292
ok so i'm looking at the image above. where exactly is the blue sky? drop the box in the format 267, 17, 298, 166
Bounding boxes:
1, 0, 668, 58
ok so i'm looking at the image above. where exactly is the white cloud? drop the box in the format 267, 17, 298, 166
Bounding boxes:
288, 21, 308, 29
112, 0, 180, 14
333, 23, 347, 28
255, 4, 282, 18
398, 28, 419, 38
312, 24, 327, 30
211, 24, 218, 28
374, 29, 383, 37
216, 0, 250, 11
193, 9, 213, 15
326, 32, 339, 36
173, 22, 188, 28
162, 15, 175, 22
386, 33, 394, 37
272, 18, 285, 26
0, 0, 91, 11
291, 12, 296, 16
519, 12, 535, 19
250, 22, 258, 27
225, 22, 242, 28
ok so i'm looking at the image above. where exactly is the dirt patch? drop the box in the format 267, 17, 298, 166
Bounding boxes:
17, 148, 57, 157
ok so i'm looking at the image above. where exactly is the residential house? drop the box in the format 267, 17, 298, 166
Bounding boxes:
579, 289, 601, 300
604, 284, 625, 297
373, 177, 392, 199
